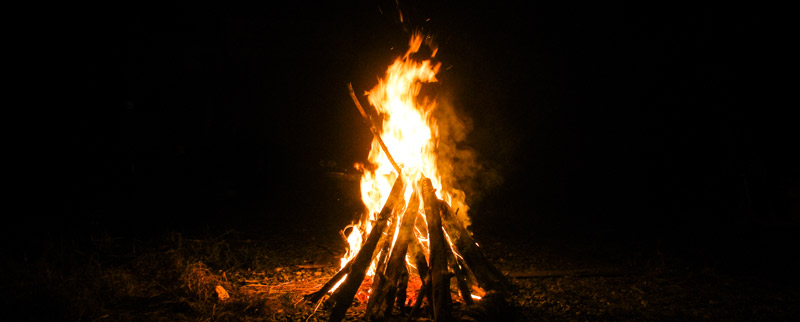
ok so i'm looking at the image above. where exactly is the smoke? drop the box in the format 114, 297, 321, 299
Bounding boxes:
432, 91, 504, 228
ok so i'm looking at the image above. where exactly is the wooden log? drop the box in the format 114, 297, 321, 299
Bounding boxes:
452, 254, 474, 306
395, 264, 410, 309
365, 201, 401, 315
419, 177, 452, 322
408, 237, 431, 316
304, 260, 352, 304
405, 208, 434, 322
327, 176, 405, 322
443, 223, 473, 305
441, 203, 511, 294
375, 207, 400, 272
407, 272, 431, 322
362, 222, 396, 319
409, 238, 429, 285
348, 83, 402, 174
365, 189, 420, 320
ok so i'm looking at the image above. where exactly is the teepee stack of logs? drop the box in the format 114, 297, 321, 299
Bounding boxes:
305, 174, 510, 322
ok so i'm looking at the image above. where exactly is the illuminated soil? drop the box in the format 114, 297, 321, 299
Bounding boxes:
4, 187, 798, 322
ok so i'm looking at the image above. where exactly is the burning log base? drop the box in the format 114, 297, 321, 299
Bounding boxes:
304, 33, 510, 321
305, 176, 510, 322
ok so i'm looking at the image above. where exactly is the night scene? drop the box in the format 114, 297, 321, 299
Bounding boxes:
5, 1, 797, 321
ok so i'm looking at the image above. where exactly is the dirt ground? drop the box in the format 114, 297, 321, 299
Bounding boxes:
4, 177, 799, 321
3, 217, 798, 322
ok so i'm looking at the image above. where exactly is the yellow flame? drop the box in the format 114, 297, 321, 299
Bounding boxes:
336, 32, 470, 296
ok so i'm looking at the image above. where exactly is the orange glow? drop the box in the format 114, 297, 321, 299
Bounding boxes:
334, 32, 471, 300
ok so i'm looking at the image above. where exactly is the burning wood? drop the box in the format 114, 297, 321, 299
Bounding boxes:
327, 177, 405, 322
364, 189, 419, 320
348, 83, 402, 176
419, 177, 453, 321
305, 32, 508, 322
441, 203, 511, 294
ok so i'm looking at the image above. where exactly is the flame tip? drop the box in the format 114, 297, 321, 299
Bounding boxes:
342, 32, 471, 283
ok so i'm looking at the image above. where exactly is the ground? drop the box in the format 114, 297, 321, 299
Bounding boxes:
4, 177, 798, 321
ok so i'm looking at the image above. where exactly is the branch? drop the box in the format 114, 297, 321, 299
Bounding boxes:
348, 83, 402, 175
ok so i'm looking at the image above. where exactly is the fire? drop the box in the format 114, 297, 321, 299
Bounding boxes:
338, 32, 470, 290
304, 32, 511, 321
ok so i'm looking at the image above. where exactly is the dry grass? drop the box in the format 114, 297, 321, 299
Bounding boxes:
2, 231, 348, 322
3, 227, 799, 322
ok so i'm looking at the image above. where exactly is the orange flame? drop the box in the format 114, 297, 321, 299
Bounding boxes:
337, 32, 470, 296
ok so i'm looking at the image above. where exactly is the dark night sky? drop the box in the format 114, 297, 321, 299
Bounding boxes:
39, 1, 796, 246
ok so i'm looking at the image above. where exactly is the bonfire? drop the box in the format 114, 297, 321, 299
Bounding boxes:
305, 32, 509, 322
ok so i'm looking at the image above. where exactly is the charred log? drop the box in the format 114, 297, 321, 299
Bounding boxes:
395, 264, 410, 310
451, 255, 474, 306
408, 236, 431, 314
441, 204, 511, 294
327, 176, 405, 322
366, 190, 421, 320
364, 205, 401, 317
304, 260, 352, 304
419, 177, 452, 322
409, 238, 429, 287
407, 272, 431, 322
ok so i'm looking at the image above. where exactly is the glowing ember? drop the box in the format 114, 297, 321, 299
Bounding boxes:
337, 32, 470, 294
307, 31, 509, 322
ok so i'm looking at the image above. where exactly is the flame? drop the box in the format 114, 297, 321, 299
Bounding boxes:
336, 32, 470, 298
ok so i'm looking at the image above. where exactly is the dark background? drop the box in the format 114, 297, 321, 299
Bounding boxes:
32, 1, 796, 269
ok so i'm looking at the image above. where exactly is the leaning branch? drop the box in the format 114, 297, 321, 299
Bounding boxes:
326, 176, 406, 322
348, 83, 402, 174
